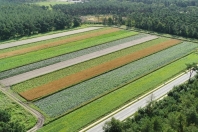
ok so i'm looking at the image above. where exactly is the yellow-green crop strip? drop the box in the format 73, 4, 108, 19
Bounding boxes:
12, 37, 168, 93
0, 30, 136, 72
38, 53, 198, 132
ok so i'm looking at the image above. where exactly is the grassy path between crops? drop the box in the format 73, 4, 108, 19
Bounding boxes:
12, 37, 169, 93
37, 53, 198, 132
20, 39, 180, 101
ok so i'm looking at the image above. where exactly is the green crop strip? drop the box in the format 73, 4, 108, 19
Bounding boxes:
0, 30, 137, 72
34, 41, 197, 117
1, 34, 147, 80
0, 27, 107, 54
12, 37, 168, 93
37, 53, 198, 132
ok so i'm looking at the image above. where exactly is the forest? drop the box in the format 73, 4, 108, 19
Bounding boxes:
103, 73, 198, 132
0, 0, 81, 40
53, 0, 198, 39
2, 0, 198, 40
0, 109, 25, 132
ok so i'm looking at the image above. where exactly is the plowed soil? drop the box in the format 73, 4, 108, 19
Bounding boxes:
20, 39, 181, 101
0, 28, 119, 59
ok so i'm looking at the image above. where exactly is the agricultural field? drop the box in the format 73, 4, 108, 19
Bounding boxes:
0, 26, 198, 131
0, 91, 36, 130
38, 53, 198, 132
0, 29, 136, 72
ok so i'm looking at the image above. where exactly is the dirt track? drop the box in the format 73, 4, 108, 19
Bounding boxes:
0, 35, 157, 87
20, 39, 180, 101
0, 28, 119, 59
0, 27, 101, 50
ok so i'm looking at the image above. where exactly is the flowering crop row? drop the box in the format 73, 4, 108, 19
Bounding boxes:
34, 42, 198, 117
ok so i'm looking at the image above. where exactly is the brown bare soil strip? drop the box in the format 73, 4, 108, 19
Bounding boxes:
0, 28, 119, 59
20, 39, 181, 101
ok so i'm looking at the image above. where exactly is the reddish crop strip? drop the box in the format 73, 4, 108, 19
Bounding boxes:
20, 39, 181, 101
0, 28, 120, 59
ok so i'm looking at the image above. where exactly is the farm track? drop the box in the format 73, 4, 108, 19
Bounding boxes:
20, 39, 180, 101
0, 27, 101, 50
0, 28, 119, 59
0, 35, 157, 87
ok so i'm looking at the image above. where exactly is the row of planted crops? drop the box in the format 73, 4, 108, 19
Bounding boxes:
0, 27, 198, 132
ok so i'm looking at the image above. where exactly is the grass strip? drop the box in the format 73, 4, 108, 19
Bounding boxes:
0, 30, 136, 72
0, 28, 119, 59
1, 34, 147, 80
20, 39, 181, 101
12, 37, 168, 93
37, 53, 198, 132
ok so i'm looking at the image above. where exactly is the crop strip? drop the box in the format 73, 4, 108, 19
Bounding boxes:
0, 28, 119, 59
20, 39, 181, 101
37, 54, 198, 132
34, 42, 198, 117
11, 37, 168, 93
0, 34, 149, 80
0, 35, 156, 87
0, 30, 136, 72
0, 27, 101, 50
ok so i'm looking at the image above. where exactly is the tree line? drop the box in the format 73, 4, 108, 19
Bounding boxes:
0, 109, 25, 132
103, 65, 198, 132
0, 1, 81, 40
52, 0, 198, 39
